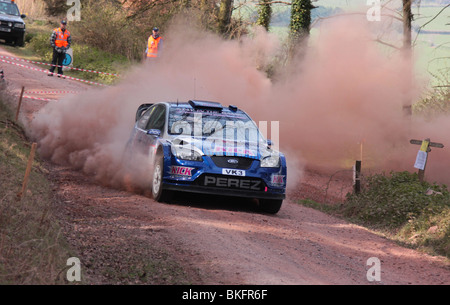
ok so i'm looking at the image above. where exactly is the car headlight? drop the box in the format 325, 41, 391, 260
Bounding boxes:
171, 145, 203, 162
14, 23, 25, 29
260, 155, 280, 168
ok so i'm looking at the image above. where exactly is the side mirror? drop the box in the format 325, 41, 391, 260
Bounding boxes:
147, 129, 161, 137
267, 139, 273, 147
20, 14, 26, 19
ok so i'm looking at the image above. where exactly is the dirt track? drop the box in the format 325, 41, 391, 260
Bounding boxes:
1, 45, 449, 285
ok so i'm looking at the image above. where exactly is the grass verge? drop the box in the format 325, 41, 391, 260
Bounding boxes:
299, 171, 450, 259
0, 99, 74, 284
1, 18, 131, 86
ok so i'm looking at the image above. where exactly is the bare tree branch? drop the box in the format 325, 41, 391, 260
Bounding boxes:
310, 11, 402, 28
413, 3, 450, 46
255, 1, 291, 5
375, 38, 401, 50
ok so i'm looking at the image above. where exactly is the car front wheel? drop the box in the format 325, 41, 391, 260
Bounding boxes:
259, 199, 282, 214
15, 35, 24, 47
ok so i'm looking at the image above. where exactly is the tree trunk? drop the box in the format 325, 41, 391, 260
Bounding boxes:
256, 0, 272, 31
217, 0, 234, 35
289, 0, 313, 41
402, 0, 413, 116
288, 0, 314, 61
402, 0, 412, 50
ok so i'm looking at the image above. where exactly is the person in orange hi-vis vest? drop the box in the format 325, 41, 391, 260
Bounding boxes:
145, 27, 163, 59
48, 19, 71, 78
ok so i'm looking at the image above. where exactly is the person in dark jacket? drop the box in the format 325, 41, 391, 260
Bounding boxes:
48, 20, 71, 77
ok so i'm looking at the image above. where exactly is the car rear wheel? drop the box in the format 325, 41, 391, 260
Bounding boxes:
259, 199, 282, 214
151, 155, 172, 202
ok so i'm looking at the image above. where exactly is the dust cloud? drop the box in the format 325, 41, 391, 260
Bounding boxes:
29, 14, 450, 193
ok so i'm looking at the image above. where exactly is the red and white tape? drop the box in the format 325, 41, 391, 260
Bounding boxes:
0, 55, 120, 77
0, 58, 108, 87
23, 95, 57, 102
24, 90, 81, 95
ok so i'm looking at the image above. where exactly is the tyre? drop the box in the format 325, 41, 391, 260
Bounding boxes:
259, 199, 282, 214
15, 35, 24, 47
151, 155, 172, 202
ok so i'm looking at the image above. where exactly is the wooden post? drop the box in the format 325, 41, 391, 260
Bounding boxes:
18, 142, 37, 200
410, 138, 444, 183
15, 86, 25, 122
354, 160, 361, 194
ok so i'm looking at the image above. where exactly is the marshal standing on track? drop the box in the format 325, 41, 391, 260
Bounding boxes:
48, 19, 71, 78
145, 27, 162, 59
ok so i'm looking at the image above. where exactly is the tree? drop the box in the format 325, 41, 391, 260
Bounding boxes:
288, 0, 315, 61
402, 0, 413, 50
256, 0, 272, 31
42, 0, 69, 16
289, 0, 314, 42
402, 0, 413, 116
217, 0, 234, 34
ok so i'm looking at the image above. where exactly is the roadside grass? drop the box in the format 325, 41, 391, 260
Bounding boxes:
0, 100, 74, 284
95, 241, 195, 285
1, 18, 131, 86
298, 171, 450, 259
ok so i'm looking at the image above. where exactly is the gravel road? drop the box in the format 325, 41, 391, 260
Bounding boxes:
1, 45, 448, 285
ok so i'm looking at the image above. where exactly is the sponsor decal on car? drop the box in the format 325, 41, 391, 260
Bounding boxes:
271, 174, 285, 186
202, 176, 263, 191
170, 166, 194, 176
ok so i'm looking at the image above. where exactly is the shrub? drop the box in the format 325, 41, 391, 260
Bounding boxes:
27, 32, 53, 61
69, 0, 148, 61
343, 171, 449, 229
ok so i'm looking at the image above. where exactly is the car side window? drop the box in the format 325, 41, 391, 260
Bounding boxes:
137, 106, 155, 130
146, 105, 166, 132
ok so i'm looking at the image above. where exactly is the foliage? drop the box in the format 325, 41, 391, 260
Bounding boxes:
69, 0, 148, 61
41, 0, 69, 17
299, 171, 450, 257
289, 0, 314, 40
67, 44, 128, 84
413, 73, 450, 118
344, 171, 449, 228
343, 171, 450, 257
256, 0, 272, 31
26, 32, 52, 60
21, 24, 127, 85
217, 0, 234, 35
0, 100, 73, 284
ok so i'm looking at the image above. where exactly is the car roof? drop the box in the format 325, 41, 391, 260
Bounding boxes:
166, 100, 244, 114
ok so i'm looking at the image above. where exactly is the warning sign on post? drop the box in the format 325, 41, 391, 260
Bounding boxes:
414, 150, 427, 170
62, 48, 73, 71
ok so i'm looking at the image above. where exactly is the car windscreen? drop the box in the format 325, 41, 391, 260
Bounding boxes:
168, 107, 265, 143
0, 3, 19, 16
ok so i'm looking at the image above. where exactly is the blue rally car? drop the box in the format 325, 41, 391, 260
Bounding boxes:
124, 100, 287, 214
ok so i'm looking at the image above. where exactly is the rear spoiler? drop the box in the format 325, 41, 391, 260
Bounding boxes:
135, 103, 153, 122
